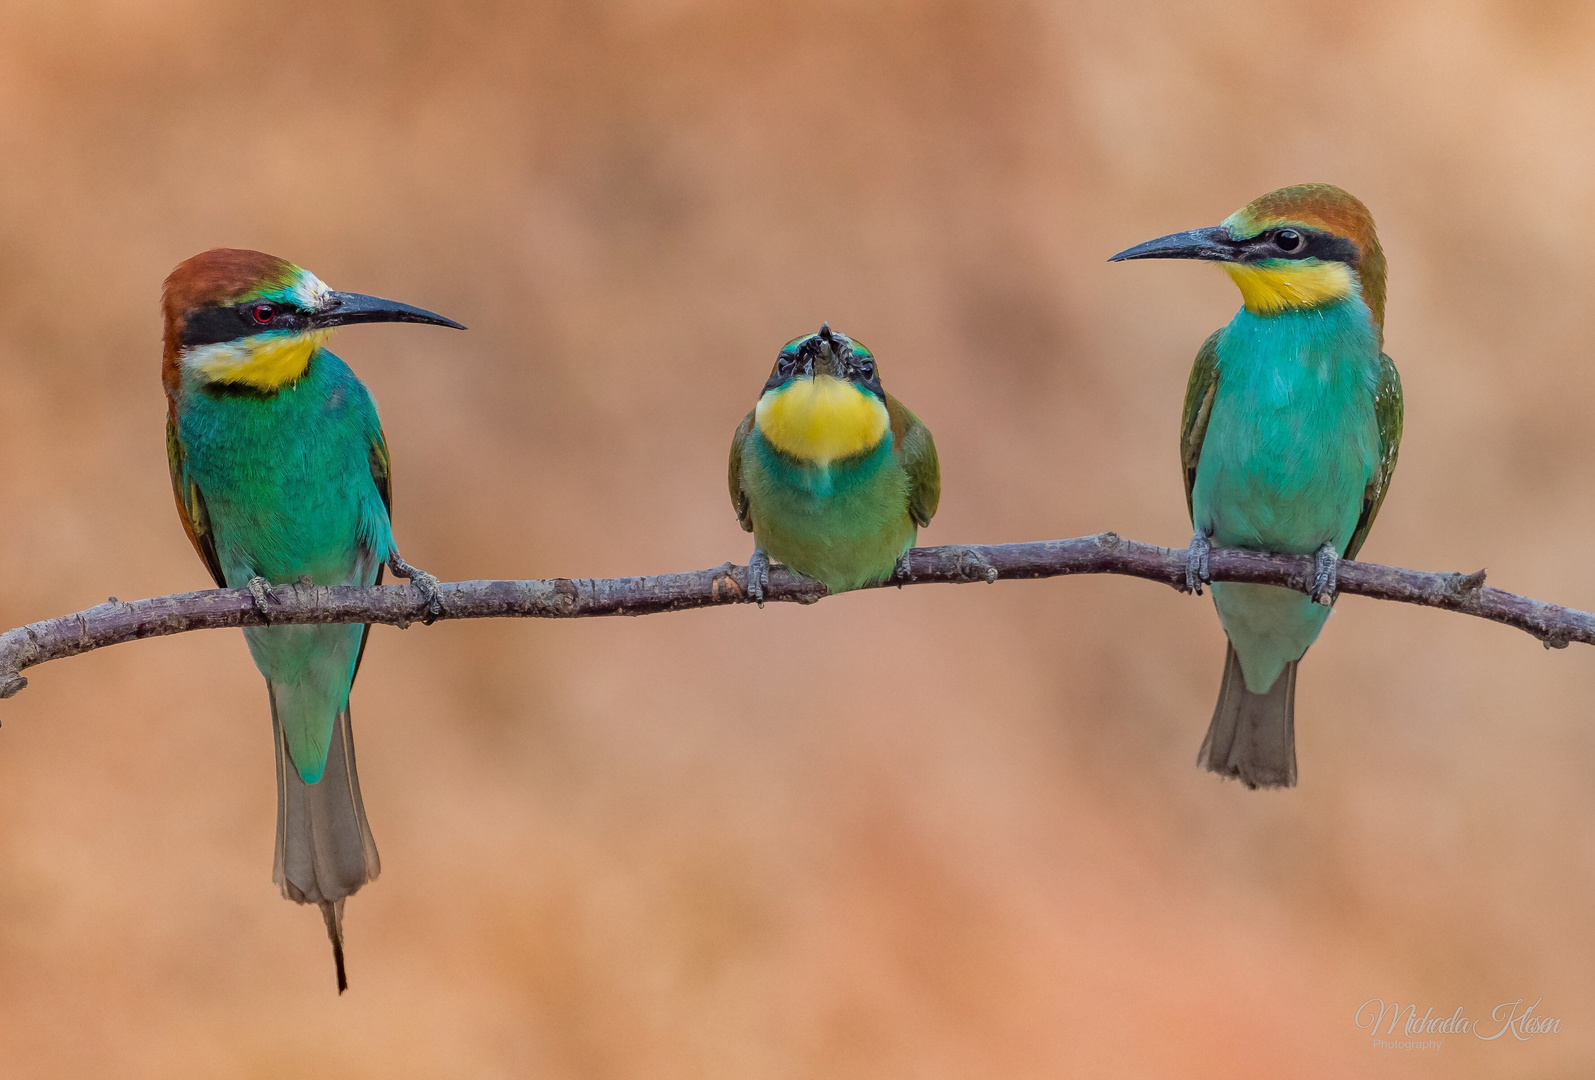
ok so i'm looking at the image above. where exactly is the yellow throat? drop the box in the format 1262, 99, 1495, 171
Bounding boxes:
755, 375, 890, 464
185, 329, 330, 390
1223, 259, 1355, 315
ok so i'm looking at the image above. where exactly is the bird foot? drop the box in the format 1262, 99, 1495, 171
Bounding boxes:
1184, 531, 1211, 595
388, 552, 444, 622
245, 575, 278, 619
954, 547, 999, 584
1311, 541, 1339, 606
747, 548, 771, 608
892, 551, 914, 587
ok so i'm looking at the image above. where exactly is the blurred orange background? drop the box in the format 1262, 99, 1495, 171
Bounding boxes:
1, 0, 1593, 1076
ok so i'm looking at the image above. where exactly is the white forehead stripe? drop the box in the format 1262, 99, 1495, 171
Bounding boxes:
289, 270, 332, 309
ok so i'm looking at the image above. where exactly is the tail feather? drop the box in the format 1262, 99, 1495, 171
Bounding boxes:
1196, 643, 1298, 789
270, 687, 380, 993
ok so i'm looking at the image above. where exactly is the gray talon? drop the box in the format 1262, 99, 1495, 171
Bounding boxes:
246, 575, 276, 619
388, 552, 444, 619
747, 548, 770, 608
893, 552, 913, 587
1185, 531, 1211, 595
1311, 541, 1339, 606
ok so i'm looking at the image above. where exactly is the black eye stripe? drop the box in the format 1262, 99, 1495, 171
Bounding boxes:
180, 303, 307, 349
1239, 228, 1359, 266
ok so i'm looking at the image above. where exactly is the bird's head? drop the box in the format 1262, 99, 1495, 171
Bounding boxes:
161, 248, 464, 397
754, 323, 891, 464
1110, 184, 1386, 334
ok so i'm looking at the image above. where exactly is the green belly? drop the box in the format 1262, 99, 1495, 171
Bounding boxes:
742, 431, 916, 593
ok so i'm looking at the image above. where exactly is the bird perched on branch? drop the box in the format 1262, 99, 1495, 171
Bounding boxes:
162, 249, 463, 990
729, 324, 940, 600
1111, 184, 1403, 788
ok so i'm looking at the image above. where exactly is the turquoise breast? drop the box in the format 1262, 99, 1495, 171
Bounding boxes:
1193, 298, 1382, 692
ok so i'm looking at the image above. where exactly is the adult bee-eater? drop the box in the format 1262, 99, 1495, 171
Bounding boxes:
1110, 184, 1402, 789
162, 248, 462, 990
729, 324, 940, 600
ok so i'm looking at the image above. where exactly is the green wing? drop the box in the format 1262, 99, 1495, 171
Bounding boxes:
369, 425, 393, 521
1343, 353, 1403, 561
352, 426, 393, 686
166, 415, 226, 589
887, 394, 940, 528
1179, 331, 1222, 523
728, 409, 756, 532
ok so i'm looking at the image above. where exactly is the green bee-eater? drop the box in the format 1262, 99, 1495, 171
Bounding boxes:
162, 249, 463, 989
729, 324, 940, 601
1111, 185, 1403, 788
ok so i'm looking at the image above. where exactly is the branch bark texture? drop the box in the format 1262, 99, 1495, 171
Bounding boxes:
1, 533, 1587, 700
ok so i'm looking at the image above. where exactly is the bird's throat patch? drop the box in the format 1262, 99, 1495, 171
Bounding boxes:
184, 329, 329, 390
1224, 259, 1354, 315
755, 375, 889, 464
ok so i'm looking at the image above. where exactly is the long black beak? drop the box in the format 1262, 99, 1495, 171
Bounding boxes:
311, 291, 466, 331
1108, 226, 1241, 263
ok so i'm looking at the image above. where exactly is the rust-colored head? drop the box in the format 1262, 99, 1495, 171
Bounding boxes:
1226, 184, 1387, 330
161, 248, 464, 400
1110, 183, 1388, 337
161, 249, 308, 398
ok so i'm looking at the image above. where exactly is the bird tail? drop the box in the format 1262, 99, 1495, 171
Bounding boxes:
269, 686, 381, 993
1196, 642, 1298, 789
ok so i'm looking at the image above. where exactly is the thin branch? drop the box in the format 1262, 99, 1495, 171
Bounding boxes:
1, 532, 1588, 700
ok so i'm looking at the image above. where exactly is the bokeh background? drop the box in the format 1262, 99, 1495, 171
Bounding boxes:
0, 0, 1593, 1075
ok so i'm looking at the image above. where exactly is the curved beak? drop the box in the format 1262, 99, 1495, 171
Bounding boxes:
310, 291, 466, 331
1108, 226, 1241, 264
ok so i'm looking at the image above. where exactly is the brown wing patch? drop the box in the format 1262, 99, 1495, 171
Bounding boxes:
166, 414, 226, 589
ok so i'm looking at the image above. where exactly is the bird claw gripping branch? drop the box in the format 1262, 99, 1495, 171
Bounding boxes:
1185, 531, 1211, 595
892, 551, 914, 586
246, 575, 278, 619
388, 552, 444, 621
746, 548, 771, 608
1311, 542, 1339, 606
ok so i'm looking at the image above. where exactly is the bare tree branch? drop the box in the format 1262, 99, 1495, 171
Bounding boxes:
1, 532, 1588, 700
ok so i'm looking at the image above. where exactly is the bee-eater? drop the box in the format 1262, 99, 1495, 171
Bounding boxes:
729, 324, 940, 600
1110, 184, 1403, 788
162, 248, 463, 990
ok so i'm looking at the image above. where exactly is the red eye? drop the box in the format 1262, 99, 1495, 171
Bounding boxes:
250, 302, 277, 325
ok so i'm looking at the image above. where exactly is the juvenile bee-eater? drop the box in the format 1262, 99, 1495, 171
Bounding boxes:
1111, 184, 1403, 788
729, 324, 940, 600
162, 249, 462, 990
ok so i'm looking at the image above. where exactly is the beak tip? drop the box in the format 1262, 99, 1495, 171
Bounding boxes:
1105, 226, 1237, 265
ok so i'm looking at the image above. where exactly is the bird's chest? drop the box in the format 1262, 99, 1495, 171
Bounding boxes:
177, 373, 376, 579
1193, 306, 1382, 553
746, 432, 905, 534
